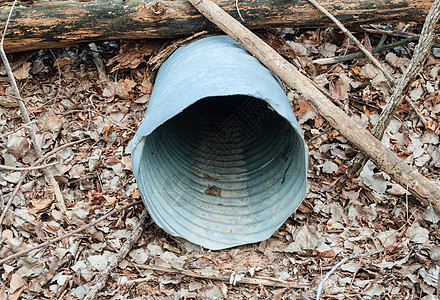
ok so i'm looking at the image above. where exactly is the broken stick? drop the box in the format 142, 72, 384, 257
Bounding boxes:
306, 0, 393, 83
349, 0, 440, 177
0, 0, 434, 53
131, 264, 309, 289
188, 0, 440, 213
84, 208, 150, 300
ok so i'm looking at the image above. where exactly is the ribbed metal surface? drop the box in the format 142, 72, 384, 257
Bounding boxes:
131, 36, 308, 250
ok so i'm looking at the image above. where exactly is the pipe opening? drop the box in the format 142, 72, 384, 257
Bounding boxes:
137, 95, 306, 248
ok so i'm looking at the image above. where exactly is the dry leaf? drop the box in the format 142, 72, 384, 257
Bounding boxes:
256, 28, 297, 59
205, 185, 222, 197
34, 221, 46, 239
139, 76, 153, 94
87, 255, 108, 271
120, 78, 137, 92
0, 286, 6, 300
203, 173, 219, 181
7, 134, 30, 159
9, 285, 26, 300
135, 93, 150, 104
103, 194, 118, 206
9, 270, 26, 294
318, 43, 337, 58
12, 61, 31, 80
317, 250, 336, 259
0, 89, 18, 107
322, 160, 338, 174
40, 113, 65, 132
329, 74, 352, 101
53, 57, 72, 69
385, 53, 409, 68
107, 40, 161, 72
30, 198, 53, 214
1, 229, 13, 243
106, 155, 121, 164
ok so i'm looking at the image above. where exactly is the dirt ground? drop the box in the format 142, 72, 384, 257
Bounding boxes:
1, 23, 440, 299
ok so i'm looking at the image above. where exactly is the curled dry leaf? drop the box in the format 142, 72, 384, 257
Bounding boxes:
317, 249, 336, 259
53, 56, 72, 69
7, 134, 30, 159
40, 113, 65, 132
30, 198, 54, 214
12, 61, 31, 80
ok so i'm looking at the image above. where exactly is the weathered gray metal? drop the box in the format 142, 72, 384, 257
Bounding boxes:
131, 35, 308, 250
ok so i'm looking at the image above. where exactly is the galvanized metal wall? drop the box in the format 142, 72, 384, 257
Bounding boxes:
132, 36, 308, 250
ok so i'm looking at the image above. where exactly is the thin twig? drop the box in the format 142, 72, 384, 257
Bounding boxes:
61, 109, 135, 133
86, 109, 135, 133
316, 248, 383, 300
0, 200, 142, 266
348, 0, 440, 177
0, 0, 67, 214
0, 90, 23, 101
347, 256, 363, 295
0, 120, 38, 139
0, 190, 4, 214
129, 264, 309, 289
375, 23, 391, 52
306, 0, 393, 83
405, 96, 428, 127
0, 161, 58, 171
84, 208, 150, 300
359, 27, 440, 44
89, 43, 109, 82
313, 37, 417, 65
39, 50, 63, 151
316, 254, 354, 299
7, 209, 58, 234
235, 0, 244, 22
0, 139, 88, 229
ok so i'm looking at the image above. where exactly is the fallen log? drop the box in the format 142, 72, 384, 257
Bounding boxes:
188, 0, 440, 213
0, 0, 434, 53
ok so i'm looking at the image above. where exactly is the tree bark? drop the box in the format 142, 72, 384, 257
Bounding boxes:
0, 0, 434, 53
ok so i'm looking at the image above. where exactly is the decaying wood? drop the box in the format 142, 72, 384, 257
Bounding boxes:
188, 0, 440, 213
0, 0, 434, 53
348, 0, 440, 177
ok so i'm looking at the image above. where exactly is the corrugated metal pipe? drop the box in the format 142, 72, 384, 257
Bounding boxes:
131, 35, 308, 250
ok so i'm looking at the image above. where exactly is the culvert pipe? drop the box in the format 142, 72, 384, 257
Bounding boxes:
131, 35, 308, 250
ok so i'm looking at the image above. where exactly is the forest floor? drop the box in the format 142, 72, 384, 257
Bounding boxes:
1, 22, 440, 299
